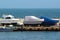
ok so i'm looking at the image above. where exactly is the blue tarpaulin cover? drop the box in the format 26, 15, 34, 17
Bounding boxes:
40, 16, 59, 26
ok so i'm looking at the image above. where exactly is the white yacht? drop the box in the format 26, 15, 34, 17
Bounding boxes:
0, 14, 24, 31
0, 14, 23, 26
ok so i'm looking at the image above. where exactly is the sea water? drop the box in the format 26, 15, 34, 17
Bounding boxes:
0, 8, 60, 40
0, 8, 60, 18
0, 31, 60, 40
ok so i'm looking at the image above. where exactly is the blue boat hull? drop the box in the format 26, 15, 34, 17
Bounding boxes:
0, 28, 13, 32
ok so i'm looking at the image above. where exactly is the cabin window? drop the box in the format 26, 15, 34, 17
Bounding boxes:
5, 17, 11, 19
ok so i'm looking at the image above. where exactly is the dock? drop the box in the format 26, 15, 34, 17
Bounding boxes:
12, 26, 60, 31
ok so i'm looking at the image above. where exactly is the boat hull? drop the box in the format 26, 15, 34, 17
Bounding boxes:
0, 28, 13, 32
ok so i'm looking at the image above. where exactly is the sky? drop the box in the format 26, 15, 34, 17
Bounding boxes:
0, 0, 60, 8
